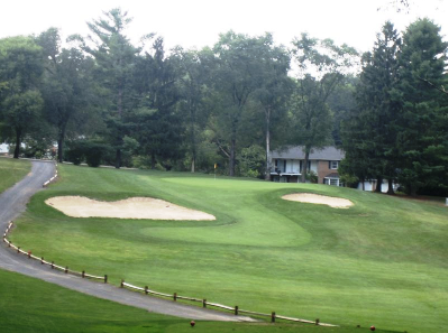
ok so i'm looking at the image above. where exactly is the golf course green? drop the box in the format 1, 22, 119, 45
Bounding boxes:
7, 160, 448, 332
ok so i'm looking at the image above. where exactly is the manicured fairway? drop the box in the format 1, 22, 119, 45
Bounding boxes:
10, 164, 448, 333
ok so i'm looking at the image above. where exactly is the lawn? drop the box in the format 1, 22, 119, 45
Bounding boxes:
1, 158, 395, 333
0, 157, 31, 191
8, 163, 448, 333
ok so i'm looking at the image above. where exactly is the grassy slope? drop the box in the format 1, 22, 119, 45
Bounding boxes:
0, 159, 386, 333
0, 157, 31, 191
0, 268, 385, 333
10, 164, 448, 333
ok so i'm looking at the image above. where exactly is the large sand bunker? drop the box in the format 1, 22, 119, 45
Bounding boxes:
282, 193, 353, 208
45, 196, 216, 221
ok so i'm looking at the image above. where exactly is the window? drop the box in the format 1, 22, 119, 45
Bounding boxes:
329, 178, 339, 186
324, 177, 340, 186
330, 161, 339, 169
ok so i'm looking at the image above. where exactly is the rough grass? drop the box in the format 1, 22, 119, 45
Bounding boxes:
0, 157, 31, 192
9, 164, 448, 333
0, 268, 391, 333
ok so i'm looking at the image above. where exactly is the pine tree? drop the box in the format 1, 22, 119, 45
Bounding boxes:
397, 18, 448, 195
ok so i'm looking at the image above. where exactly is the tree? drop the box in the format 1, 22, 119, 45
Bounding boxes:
343, 22, 402, 194
131, 37, 183, 169
397, 18, 448, 195
38, 28, 95, 163
210, 32, 276, 176
71, 8, 140, 168
173, 47, 213, 172
251, 38, 292, 180
291, 34, 357, 182
0, 36, 44, 158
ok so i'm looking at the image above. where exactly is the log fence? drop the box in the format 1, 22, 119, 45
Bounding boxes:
2, 221, 336, 327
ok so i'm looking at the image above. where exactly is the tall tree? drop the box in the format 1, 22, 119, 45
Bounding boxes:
210, 31, 274, 176
71, 8, 139, 168
0, 36, 44, 158
132, 37, 183, 169
291, 34, 357, 182
397, 18, 448, 195
173, 47, 213, 172
38, 28, 95, 163
251, 38, 292, 180
343, 22, 402, 194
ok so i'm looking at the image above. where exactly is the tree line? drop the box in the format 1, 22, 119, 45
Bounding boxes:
0, 8, 446, 195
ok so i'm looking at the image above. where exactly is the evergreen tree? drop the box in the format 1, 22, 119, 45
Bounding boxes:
344, 22, 402, 193
397, 18, 448, 195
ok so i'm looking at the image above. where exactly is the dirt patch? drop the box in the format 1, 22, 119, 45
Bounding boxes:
45, 196, 216, 220
282, 193, 353, 208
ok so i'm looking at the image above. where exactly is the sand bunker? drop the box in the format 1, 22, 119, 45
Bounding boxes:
282, 193, 353, 208
45, 196, 216, 221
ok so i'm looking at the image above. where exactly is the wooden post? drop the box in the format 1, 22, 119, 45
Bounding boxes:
144, 286, 149, 295
8, 241, 10, 248
202, 299, 207, 308
234, 306, 239, 316
120, 279, 124, 288
65, 266, 68, 274
17, 246, 20, 253
82, 271, 85, 278
51, 261, 54, 269
173, 293, 177, 301
315, 318, 320, 325
104, 275, 108, 284
41, 257, 44, 264
271, 312, 276, 323
27, 251, 31, 259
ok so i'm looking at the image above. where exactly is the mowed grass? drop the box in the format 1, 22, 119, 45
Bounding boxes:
0, 157, 31, 192
0, 271, 388, 333
9, 164, 448, 333
0, 159, 389, 333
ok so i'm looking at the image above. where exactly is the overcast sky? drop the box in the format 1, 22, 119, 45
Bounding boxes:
1, 0, 447, 53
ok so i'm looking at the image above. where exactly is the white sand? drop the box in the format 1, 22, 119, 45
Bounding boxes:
282, 193, 353, 208
45, 196, 216, 220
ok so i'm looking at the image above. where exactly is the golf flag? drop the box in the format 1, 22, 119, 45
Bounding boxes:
214, 163, 217, 169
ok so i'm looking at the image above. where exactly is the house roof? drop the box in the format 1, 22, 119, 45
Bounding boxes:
270, 146, 345, 160
324, 173, 340, 178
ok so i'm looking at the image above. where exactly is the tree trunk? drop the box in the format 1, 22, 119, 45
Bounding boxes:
265, 108, 271, 181
375, 177, 383, 193
190, 109, 196, 173
300, 149, 310, 183
387, 178, 395, 195
151, 152, 156, 169
229, 136, 236, 177
57, 125, 66, 163
13, 128, 21, 159
115, 84, 123, 169
115, 148, 121, 169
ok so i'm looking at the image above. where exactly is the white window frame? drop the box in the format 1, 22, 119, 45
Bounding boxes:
324, 177, 340, 186
330, 161, 339, 170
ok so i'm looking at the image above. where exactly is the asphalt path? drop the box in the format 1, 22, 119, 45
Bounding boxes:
0, 160, 255, 322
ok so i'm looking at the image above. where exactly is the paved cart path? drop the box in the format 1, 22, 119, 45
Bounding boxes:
0, 160, 255, 322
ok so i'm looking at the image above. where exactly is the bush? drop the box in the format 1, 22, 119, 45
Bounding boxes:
65, 144, 84, 165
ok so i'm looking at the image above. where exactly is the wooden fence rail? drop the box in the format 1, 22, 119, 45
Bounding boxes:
3, 221, 337, 327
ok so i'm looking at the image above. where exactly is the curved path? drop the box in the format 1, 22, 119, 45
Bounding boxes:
0, 160, 255, 322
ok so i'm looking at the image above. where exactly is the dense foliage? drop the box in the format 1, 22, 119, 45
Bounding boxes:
0, 9, 446, 194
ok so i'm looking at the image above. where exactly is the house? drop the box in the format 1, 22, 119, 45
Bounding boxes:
0, 143, 9, 156
269, 146, 344, 185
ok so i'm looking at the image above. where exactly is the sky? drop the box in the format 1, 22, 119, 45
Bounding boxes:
1, 0, 447, 54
